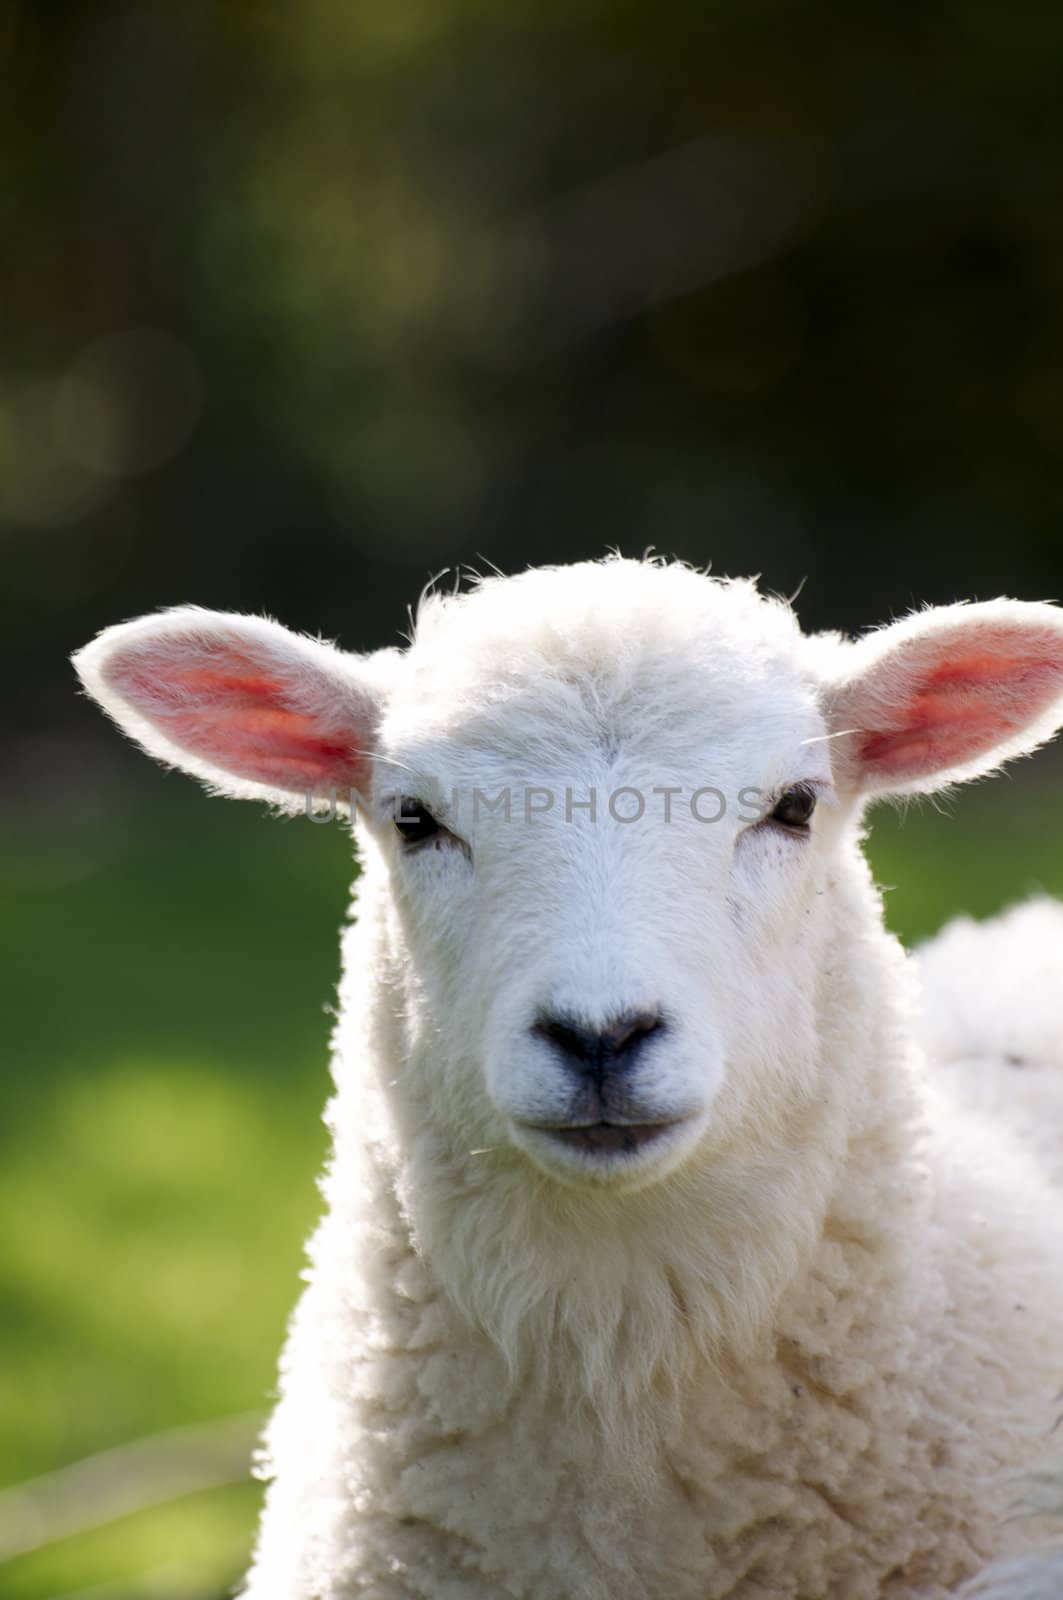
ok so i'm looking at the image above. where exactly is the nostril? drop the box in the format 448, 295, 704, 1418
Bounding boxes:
531, 1008, 664, 1076
602, 1009, 662, 1055
533, 1016, 593, 1062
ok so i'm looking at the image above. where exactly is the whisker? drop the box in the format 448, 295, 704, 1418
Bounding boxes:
364, 751, 417, 777
799, 728, 860, 746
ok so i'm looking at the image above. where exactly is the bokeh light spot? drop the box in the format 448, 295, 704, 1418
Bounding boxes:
54, 330, 203, 479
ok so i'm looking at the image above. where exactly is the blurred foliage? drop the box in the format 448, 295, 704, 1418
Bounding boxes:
5, 0, 1063, 1594
6, 0, 1063, 737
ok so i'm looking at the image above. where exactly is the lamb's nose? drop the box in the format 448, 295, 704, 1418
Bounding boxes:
532, 1009, 664, 1082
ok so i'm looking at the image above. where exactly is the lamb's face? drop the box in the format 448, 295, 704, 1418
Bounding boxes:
363, 567, 841, 1189
76, 558, 1063, 1190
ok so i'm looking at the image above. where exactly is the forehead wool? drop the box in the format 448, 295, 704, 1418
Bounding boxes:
409, 558, 802, 681
389, 558, 813, 762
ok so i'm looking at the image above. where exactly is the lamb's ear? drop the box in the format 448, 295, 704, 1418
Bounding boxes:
72, 608, 396, 809
826, 600, 1063, 796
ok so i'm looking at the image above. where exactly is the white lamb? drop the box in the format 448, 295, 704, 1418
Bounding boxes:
73, 557, 1063, 1599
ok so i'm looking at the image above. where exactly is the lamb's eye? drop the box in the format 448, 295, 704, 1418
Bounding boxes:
770, 783, 818, 832
395, 797, 441, 845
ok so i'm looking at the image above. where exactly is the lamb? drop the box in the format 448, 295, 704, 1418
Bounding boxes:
72, 556, 1063, 1600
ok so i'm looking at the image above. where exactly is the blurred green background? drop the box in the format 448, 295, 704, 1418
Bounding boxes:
5, 1, 1063, 1594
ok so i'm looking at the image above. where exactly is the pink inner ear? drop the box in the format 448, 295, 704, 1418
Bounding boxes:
859, 642, 1063, 781
110, 643, 370, 794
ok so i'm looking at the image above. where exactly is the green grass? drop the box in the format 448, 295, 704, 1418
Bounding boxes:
1, 790, 351, 1596
3, 767, 1063, 1597
2, 1484, 264, 1600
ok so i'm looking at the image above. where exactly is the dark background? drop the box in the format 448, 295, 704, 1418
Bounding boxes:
8, 2, 1063, 729
4, 4, 1063, 1595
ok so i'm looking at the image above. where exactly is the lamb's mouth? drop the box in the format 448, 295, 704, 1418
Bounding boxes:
526, 1120, 683, 1155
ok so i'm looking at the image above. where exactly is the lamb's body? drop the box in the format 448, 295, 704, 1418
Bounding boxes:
916, 900, 1063, 1192
246, 850, 1063, 1600
73, 559, 1063, 1598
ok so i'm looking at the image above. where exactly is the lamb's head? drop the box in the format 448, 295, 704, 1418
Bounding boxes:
368, 564, 839, 1191
74, 560, 1063, 1198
